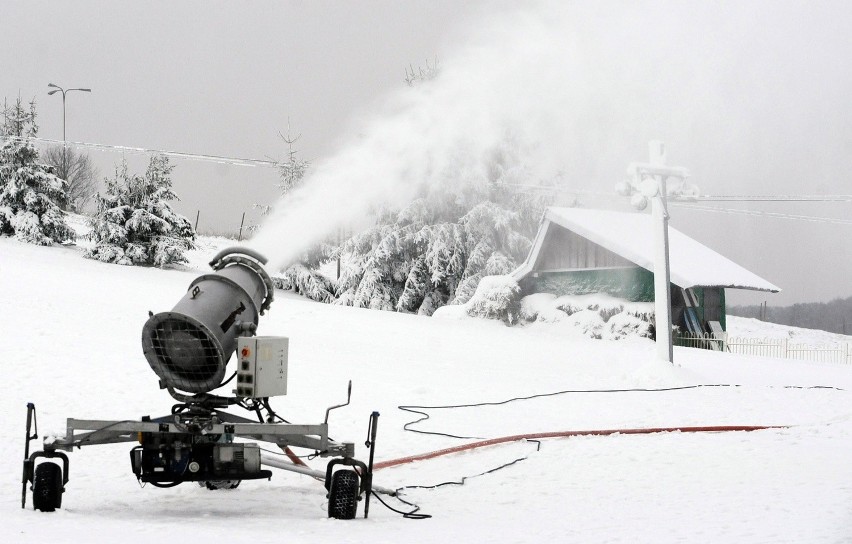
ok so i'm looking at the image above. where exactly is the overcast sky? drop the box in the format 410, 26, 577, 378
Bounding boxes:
2, 0, 851, 307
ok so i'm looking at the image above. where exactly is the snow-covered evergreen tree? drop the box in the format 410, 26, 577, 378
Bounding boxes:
0, 98, 75, 245
330, 136, 555, 315
86, 155, 194, 266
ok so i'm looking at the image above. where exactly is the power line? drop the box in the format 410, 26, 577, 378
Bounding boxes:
2, 135, 280, 168
4, 135, 852, 205
693, 195, 852, 202
670, 203, 852, 225
497, 183, 852, 203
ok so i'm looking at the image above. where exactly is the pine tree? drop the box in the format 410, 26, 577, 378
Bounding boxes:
86, 155, 194, 266
332, 186, 547, 315
0, 98, 75, 245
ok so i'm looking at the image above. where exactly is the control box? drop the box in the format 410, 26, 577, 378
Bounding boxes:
234, 336, 289, 398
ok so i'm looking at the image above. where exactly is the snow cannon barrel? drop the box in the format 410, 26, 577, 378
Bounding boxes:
141, 247, 275, 394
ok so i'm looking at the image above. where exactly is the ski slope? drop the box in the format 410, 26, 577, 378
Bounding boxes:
1, 236, 851, 543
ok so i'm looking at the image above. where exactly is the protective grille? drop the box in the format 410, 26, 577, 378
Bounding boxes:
147, 317, 223, 392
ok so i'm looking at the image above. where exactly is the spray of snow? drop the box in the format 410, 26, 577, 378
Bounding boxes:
249, 1, 767, 270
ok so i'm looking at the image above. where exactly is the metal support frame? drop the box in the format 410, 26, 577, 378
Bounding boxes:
48, 413, 352, 458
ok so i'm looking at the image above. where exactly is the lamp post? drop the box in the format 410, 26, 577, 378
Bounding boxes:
47, 84, 91, 195
47, 83, 91, 142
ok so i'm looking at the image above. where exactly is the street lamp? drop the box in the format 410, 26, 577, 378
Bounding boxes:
47, 83, 91, 142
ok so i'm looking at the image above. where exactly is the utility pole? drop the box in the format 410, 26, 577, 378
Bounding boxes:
617, 141, 695, 364
647, 143, 674, 363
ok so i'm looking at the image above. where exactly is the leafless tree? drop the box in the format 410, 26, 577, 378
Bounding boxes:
42, 146, 98, 212
405, 57, 440, 87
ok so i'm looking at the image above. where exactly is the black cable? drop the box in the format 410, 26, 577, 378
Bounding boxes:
403, 447, 538, 492
382, 384, 846, 518
220, 371, 238, 387
371, 440, 542, 519
398, 384, 844, 440
370, 490, 432, 519
262, 398, 291, 424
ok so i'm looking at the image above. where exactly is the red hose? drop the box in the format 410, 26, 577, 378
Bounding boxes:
373, 425, 786, 471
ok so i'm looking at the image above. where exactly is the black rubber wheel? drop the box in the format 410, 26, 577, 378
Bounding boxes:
32, 462, 63, 512
328, 469, 360, 520
203, 480, 241, 490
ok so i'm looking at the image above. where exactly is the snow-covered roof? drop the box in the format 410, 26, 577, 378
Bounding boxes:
513, 207, 780, 292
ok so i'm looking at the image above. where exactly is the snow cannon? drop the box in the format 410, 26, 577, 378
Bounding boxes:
141, 247, 275, 394
23, 246, 379, 520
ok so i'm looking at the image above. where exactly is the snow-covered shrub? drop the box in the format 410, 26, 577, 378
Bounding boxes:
0, 98, 74, 245
519, 293, 557, 321
554, 296, 584, 316
520, 292, 655, 340
86, 156, 194, 267
602, 311, 653, 340
464, 275, 522, 324
444, 284, 652, 337
554, 293, 626, 319
563, 309, 605, 338
623, 302, 655, 322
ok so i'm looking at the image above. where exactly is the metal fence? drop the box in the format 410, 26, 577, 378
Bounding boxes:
673, 332, 726, 351
674, 333, 852, 365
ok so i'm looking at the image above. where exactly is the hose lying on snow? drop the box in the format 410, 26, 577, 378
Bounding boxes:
373, 424, 787, 470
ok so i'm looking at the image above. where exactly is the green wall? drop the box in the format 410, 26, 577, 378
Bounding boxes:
521, 268, 656, 302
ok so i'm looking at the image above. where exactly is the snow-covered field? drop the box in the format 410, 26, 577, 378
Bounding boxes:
1, 235, 851, 543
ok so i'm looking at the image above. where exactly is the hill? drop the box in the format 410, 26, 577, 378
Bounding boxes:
1, 235, 851, 543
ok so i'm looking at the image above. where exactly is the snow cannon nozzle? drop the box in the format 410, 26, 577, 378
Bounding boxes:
141, 246, 275, 394
209, 246, 269, 268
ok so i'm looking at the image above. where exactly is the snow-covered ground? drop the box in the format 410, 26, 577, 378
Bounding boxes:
1, 235, 851, 543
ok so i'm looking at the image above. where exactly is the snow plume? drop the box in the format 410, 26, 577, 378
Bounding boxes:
250, 0, 758, 270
